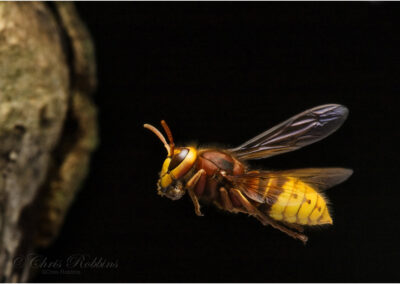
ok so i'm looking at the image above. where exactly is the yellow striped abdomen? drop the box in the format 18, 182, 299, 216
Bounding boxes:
266, 177, 332, 225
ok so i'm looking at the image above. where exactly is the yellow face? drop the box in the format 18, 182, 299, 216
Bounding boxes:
157, 147, 197, 200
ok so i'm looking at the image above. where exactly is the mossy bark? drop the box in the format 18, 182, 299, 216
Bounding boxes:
0, 3, 98, 282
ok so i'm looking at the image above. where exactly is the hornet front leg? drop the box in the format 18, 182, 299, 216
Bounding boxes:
185, 169, 206, 216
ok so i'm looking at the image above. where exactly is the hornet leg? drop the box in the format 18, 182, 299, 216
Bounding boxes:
217, 187, 247, 214
219, 187, 234, 211
230, 188, 308, 244
216, 171, 246, 214
284, 222, 305, 233
185, 169, 206, 216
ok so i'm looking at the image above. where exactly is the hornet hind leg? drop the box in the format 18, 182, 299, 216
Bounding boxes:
283, 222, 305, 233
229, 188, 308, 244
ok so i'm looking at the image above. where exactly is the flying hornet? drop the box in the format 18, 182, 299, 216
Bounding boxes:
144, 104, 352, 243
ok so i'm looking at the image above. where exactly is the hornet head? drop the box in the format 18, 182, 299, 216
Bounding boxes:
144, 121, 197, 200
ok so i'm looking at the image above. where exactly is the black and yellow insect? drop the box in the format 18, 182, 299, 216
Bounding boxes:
144, 104, 352, 243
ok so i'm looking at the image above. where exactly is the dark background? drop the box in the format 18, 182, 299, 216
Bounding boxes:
35, 2, 399, 282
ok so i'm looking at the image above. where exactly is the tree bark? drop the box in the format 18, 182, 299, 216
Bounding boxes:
0, 3, 98, 282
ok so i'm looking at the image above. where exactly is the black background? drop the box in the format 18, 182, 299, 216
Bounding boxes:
35, 2, 400, 282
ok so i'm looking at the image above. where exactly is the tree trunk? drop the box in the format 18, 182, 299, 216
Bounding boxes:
0, 2, 98, 282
